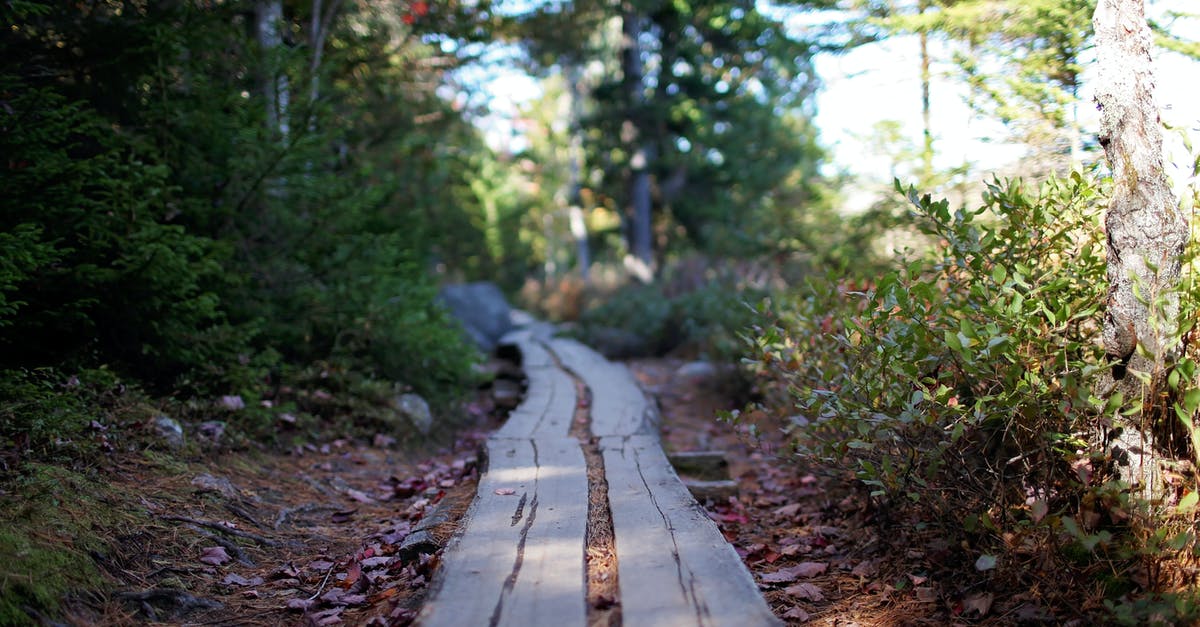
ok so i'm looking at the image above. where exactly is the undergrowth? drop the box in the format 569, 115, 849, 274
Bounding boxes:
740, 172, 1200, 623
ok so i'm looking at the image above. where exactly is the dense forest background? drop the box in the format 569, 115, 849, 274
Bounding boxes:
5, 0, 1200, 623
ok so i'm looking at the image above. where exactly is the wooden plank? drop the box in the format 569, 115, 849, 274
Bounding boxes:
492, 366, 576, 439
499, 329, 555, 370
601, 435, 781, 627
418, 438, 589, 627
549, 338, 656, 437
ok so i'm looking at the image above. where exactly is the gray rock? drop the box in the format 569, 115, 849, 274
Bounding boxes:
393, 393, 433, 435
153, 416, 184, 449
675, 361, 720, 381
191, 473, 240, 500
585, 326, 652, 359
438, 282, 514, 352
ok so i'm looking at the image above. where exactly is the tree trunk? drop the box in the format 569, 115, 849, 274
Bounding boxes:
256, 0, 289, 140
565, 64, 591, 281
1093, 0, 1190, 486
918, 0, 933, 180
621, 2, 654, 282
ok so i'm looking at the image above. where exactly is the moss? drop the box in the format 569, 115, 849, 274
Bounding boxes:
0, 464, 135, 624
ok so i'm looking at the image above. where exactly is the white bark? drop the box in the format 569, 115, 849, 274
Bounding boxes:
256, 0, 289, 139
1094, 0, 1187, 382
1093, 0, 1190, 493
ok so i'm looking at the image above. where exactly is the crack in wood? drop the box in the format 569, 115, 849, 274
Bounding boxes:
489, 442, 540, 627
631, 445, 707, 625
510, 492, 527, 527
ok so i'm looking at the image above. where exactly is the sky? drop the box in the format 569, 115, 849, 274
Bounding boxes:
468, 1, 1200, 188
805, 1, 1200, 184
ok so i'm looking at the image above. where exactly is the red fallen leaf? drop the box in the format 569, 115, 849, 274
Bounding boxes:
851, 560, 877, 577
782, 606, 810, 621
341, 562, 362, 588
286, 597, 315, 611
494, 488, 516, 496
412, 1, 429, 16
402, 12, 415, 24
783, 582, 825, 602
199, 546, 230, 566
763, 549, 782, 563
761, 562, 827, 583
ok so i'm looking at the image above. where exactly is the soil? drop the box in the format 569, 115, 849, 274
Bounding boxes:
51, 357, 965, 625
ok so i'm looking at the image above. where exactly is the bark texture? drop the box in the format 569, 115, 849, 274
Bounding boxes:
1093, 0, 1187, 387
621, 3, 654, 280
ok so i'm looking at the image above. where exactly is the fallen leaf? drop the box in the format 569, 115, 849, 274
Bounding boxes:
907, 573, 928, 585
781, 606, 811, 621
962, 592, 994, 617
915, 586, 938, 603
1030, 499, 1049, 523
309, 559, 336, 571
221, 573, 264, 586
783, 582, 825, 601
761, 562, 827, 583
286, 597, 315, 611
974, 554, 998, 572
851, 560, 876, 577
494, 488, 517, 496
199, 546, 230, 566
774, 503, 803, 517
341, 562, 361, 588
331, 509, 357, 523
346, 489, 375, 504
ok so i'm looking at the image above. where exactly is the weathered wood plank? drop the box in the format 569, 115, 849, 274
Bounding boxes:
491, 365, 576, 439
499, 329, 555, 370
601, 435, 781, 627
418, 438, 589, 627
550, 338, 657, 437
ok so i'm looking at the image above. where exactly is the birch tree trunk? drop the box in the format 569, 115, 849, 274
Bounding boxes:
256, 0, 289, 140
565, 63, 591, 282
621, 3, 654, 282
1093, 0, 1190, 485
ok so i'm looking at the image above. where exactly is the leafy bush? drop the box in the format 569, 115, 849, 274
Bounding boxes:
739, 173, 1200, 616
575, 279, 767, 361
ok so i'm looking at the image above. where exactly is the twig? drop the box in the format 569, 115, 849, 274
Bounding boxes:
306, 563, 337, 601
162, 514, 280, 547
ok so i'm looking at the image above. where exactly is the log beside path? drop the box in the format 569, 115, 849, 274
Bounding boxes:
417, 327, 780, 627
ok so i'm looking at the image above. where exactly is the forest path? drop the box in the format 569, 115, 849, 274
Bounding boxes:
417, 327, 779, 626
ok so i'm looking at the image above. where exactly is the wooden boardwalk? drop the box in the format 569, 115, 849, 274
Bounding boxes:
418, 328, 780, 627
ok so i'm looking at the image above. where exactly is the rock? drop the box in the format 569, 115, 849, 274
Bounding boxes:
585, 326, 652, 359
191, 474, 241, 500
153, 416, 184, 449
438, 282, 514, 352
393, 393, 433, 435
675, 361, 719, 381
197, 421, 226, 443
